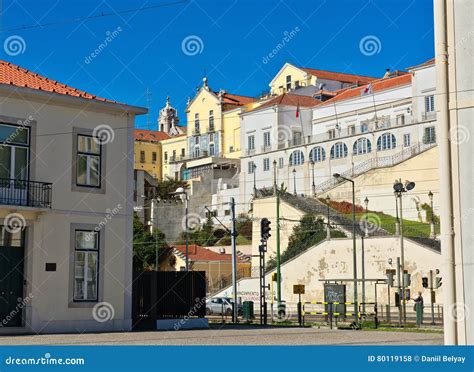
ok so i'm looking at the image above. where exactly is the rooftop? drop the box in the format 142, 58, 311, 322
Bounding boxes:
300, 67, 378, 84
173, 244, 246, 262
134, 129, 170, 142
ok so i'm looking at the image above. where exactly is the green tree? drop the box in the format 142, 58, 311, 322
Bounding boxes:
155, 177, 188, 199
133, 213, 169, 272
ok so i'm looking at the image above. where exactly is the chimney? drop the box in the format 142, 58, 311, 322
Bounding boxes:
383, 68, 391, 79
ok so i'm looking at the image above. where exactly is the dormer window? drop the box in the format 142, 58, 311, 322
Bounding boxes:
286, 75, 292, 91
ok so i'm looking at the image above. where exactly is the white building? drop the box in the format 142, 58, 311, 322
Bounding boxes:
0, 60, 146, 333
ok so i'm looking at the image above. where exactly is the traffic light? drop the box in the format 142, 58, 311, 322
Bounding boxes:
404, 273, 411, 287
261, 218, 272, 240
394, 292, 400, 308
422, 277, 429, 288
436, 276, 442, 288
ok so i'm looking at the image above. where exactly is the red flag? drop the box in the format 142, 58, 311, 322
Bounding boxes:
296, 103, 300, 118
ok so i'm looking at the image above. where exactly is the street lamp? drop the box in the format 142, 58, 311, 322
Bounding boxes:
292, 168, 297, 196
364, 197, 369, 238
393, 179, 415, 325
428, 190, 435, 239
310, 160, 316, 196
326, 195, 331, 239
333, 173, 358, 323
174, 187, 189, 271
273, 159, 277, 195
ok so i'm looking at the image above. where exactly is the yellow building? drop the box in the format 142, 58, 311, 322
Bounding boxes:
134, 129, 170, 180
161, 134, 188, 180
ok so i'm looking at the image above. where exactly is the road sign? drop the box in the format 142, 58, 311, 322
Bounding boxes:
293, 284, 305, 294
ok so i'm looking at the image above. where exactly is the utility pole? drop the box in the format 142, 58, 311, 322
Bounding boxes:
397, 257, 402, 327
399, 193, 406, 324
230, 197, 238, 323
361, 236, 366, 314
273, 160, 282, 317
430, 269, 435, 325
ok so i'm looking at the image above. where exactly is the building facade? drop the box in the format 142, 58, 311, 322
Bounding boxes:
0, 60, 146, 334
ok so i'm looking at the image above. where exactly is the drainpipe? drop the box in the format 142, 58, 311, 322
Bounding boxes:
434, 0, 457, 345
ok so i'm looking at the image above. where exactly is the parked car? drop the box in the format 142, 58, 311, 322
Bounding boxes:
206, 297, 243, 316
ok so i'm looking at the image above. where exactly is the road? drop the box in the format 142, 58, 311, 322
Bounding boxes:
0, 325, 443, 345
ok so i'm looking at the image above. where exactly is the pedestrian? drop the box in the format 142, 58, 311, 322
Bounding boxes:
413, 291, 424, 326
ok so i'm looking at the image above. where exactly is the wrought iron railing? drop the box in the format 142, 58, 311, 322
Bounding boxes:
0, 178, 52, 208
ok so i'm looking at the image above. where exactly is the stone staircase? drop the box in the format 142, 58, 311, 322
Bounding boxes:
281, 193, 389, 237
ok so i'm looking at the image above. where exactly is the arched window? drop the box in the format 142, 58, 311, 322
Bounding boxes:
353, 138, 372, 155
330, 142, 348, 159
289, 150, 305, 166
377, 133, 397, 151
309, 146, 326, 163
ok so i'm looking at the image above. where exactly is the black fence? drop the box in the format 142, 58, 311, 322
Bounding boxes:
0, 178, 52, 208
132, 271, 206, 330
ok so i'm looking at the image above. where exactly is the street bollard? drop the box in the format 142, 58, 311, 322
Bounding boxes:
415, 302, 423, 327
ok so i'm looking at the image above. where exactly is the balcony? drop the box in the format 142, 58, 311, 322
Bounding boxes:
245, 148, 256, 156
422, 111, 437, 121
192, 128, 201, 136
261, 145, 272, 153
0, 178, 52, 208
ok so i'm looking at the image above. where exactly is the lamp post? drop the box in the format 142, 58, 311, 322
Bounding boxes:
174, 187, 189, 271
292, 168, 297, 196
333, 173, 358, 324
428, 190, 435, 239
273, 160, 282, 309
273, 160, 277, 194
393, 179, 416, 325
395, 194, 400, 235
326, 195, 331, 239
364, 197, 369, 238
310, 160, 316, 196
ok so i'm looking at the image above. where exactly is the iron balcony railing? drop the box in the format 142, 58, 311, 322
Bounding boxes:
0, 178, 52, 208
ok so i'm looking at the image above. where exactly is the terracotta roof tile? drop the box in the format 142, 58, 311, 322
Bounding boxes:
173, 244, 245, 262
321, 74, 412, 106
255, 93, 322, 111
300, 67, 377, 84
134, 129, 170, 142
0, 60, 114, 102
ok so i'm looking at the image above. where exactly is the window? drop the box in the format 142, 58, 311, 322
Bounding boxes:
289, 150, 304, 166
194, 113, 200, 132
377, 133, 397, 151
396, 114, 405, 126
209, 110, 214, 131
286, 75, 292, 91
229, 146, 234, 153
74, 230, 99, 301
0, 123, 30, 181
295, 81, 300, 89
181, 148, 185, 157
403, 134, 411, 147
209, 143, 215, 156
209, 133, 214, 142
353, 138, 371, 155
195, 137, 200, 145
424, 126, 436, 144
309, 146, 326, 162
77, 135, 101, 187
263, 132, 271, 148
172, 150, 176, 160
348, 125, 356, 135
425, 95, 435, 112
360, 123, 369, 133
248, 161, 255, 174
292, 131, 302, 146
152, 152, 157, 163
164, 152, 168, 161
194, 147, 200, 158
278, 157, 284, 169
330, 142, 348, 159
247, 135, 255, 150
328, 129, 336, 139
263, 158, 270, 171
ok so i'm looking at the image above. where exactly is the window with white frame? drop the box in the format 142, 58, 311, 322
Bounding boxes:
360, 123, 369, 133
247, 135, 255, 151
353, 138, 371, 155
328, 129, 336, 139
209, 133, 214, 142
74, 230, 99, 301
209, 143, 215, 156
194, 147, 200, 158
77, 135, 101, 187
289, 150, 304, 166
377, 133, 397, 151
194, 113, 200, 132
424, 95, 435, 112
403, 133, 411, 147
424, 126, 436, 144
248, 161, 255, 174
396, 114, 405, 125
309, 146, 326, 162
263, 158, 270, 171
209, 110, 214, 131
286, 75, 292, 91
195, 136, 200, 145
263, 132, 271, 148
330, 142, 348, 159
348, 125, 356, 135
278, 157, 284, 169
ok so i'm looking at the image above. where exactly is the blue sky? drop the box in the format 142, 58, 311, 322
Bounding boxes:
0, 0, 434, 128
